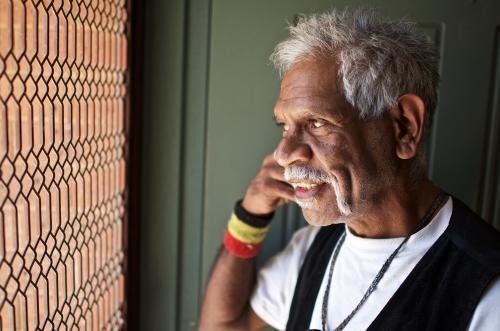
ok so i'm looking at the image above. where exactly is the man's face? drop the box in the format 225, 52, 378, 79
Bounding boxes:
273, 56, 398, 226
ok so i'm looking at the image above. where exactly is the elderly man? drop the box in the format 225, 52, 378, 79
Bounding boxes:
199, 9, 500, 331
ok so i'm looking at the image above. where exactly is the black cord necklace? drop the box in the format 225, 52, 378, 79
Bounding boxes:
321, 191, 448, 331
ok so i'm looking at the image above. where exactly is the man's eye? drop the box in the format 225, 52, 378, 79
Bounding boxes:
276, 122, 289, 132
310, 119, 327, 128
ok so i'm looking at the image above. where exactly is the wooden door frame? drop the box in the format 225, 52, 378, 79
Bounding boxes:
126, 0, 144, 329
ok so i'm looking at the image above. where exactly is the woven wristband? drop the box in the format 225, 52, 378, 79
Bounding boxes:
223, 200, 273, 259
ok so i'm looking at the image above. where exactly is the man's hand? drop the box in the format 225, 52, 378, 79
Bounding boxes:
241, 153, 295, 216
199, 153, 295, 331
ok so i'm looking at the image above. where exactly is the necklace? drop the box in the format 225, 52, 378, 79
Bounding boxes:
321, 191, 448, 331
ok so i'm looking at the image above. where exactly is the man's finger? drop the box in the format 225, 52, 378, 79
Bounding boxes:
267, 164, 286, 181
268, 180, 295, 201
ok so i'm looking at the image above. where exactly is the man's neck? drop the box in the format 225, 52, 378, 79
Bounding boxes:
346, 179, 442, 239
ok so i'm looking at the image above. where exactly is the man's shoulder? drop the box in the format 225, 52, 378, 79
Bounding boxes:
447, 197, 500, 270
261, 225, 321, 270
287, 225, 321, 253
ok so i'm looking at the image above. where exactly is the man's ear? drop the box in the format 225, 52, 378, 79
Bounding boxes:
389, 94, 426, 160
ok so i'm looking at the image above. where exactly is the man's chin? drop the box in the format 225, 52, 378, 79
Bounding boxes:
301, 207, 345, 227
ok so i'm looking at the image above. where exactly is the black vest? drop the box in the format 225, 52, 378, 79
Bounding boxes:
286, 198, 500, 331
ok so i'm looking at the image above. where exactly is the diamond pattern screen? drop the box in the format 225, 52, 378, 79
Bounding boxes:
0, 0, 129, 329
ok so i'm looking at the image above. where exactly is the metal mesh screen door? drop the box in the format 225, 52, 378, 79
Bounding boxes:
0, 0, 131, 329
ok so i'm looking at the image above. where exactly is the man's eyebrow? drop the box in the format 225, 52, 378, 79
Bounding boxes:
272, 110, 326, 124
272, 108, 343, 124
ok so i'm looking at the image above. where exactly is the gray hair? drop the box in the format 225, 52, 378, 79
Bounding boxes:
271, 8, 440, 129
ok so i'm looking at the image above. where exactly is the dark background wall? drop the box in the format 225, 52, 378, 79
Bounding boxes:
139, 0, 500, 330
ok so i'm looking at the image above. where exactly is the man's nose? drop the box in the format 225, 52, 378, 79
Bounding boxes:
274, 134, 313, 167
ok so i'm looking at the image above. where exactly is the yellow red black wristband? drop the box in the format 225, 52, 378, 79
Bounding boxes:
234, 199, 274, 228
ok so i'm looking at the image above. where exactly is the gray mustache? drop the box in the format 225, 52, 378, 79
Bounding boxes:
284, 165, 352, 216
284, 166, 331, 182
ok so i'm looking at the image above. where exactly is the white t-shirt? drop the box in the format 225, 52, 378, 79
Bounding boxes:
250, 198, 500, 330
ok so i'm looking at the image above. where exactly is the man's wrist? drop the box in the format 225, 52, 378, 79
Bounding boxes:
235, 199, 274, 228
240, 197, 276, 218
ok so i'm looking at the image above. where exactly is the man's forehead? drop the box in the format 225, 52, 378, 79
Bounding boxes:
275, 60, 352, 120
279, 57, 341, 97
275, 95, 333, 114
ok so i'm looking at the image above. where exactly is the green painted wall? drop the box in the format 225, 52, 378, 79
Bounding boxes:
140, 0, 500, 329
140, 0, 185, 330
